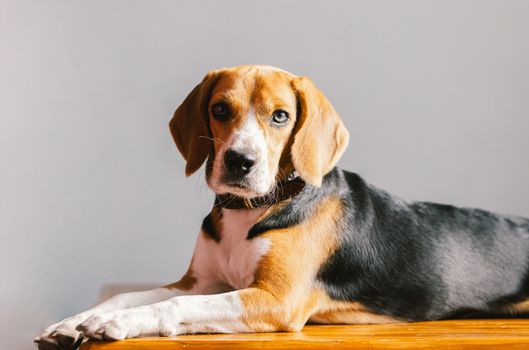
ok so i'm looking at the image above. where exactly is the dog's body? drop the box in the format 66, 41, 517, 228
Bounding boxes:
36, 65, 529, 349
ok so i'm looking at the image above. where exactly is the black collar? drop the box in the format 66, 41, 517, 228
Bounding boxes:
214, 172, 305, 210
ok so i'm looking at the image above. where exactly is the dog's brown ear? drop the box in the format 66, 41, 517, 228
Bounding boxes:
169, 71, 220, 176
290, 77, 349, 186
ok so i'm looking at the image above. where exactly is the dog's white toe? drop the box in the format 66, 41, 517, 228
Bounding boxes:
35, 318, 84, 349
77, 312, 130, 340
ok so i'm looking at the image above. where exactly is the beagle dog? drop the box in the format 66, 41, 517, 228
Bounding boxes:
36, 65, 529, 349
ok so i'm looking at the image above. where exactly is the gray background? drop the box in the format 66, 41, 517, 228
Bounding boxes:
2, 0, 529, 349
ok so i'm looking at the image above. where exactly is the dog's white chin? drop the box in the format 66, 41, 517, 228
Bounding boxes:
208, 181, 272, 199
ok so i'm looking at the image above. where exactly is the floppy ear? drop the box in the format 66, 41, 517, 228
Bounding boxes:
290, 77, 349, 186
169, 71, 219, 176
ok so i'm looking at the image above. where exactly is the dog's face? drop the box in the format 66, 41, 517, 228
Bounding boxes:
205, 68, 298, 196
170, 65, 349, 198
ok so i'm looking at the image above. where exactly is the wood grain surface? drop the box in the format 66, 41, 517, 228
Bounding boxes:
80, 320, 529, 349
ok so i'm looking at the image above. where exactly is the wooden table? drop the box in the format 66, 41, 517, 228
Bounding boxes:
80, 320, 529, 349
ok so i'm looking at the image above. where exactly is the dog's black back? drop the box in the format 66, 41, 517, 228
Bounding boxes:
251, 168, 529, 321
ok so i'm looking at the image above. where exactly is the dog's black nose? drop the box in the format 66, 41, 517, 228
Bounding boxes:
224, 149, 255, 176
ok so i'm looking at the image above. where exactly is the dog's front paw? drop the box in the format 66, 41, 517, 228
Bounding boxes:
34, 318, 84, 350
76, 307, 180, 340
76, 311, 133, 341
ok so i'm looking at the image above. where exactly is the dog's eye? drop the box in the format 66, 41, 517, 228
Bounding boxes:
211, 103, 230, 121
271, 110, 289, 125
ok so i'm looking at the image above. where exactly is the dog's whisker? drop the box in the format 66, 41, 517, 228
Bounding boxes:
198, 136, 226, 144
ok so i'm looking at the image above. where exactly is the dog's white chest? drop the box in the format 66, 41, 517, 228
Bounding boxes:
214, 207, 270, 289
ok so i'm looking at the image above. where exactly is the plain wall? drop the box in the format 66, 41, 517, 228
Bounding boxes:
2, 0, 529, 348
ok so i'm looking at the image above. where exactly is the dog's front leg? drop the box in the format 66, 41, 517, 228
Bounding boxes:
34, 287, 179, 349
35, 228, 228, 349
34, 271, 222, 349
78, 287, 309, 340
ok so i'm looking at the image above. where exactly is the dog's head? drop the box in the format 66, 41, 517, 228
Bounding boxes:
170, 65, 349, 198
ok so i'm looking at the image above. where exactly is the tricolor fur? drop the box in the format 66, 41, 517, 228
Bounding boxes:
36, 65, 529, 350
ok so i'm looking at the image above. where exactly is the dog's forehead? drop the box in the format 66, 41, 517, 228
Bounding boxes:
210, 67, 296, 107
